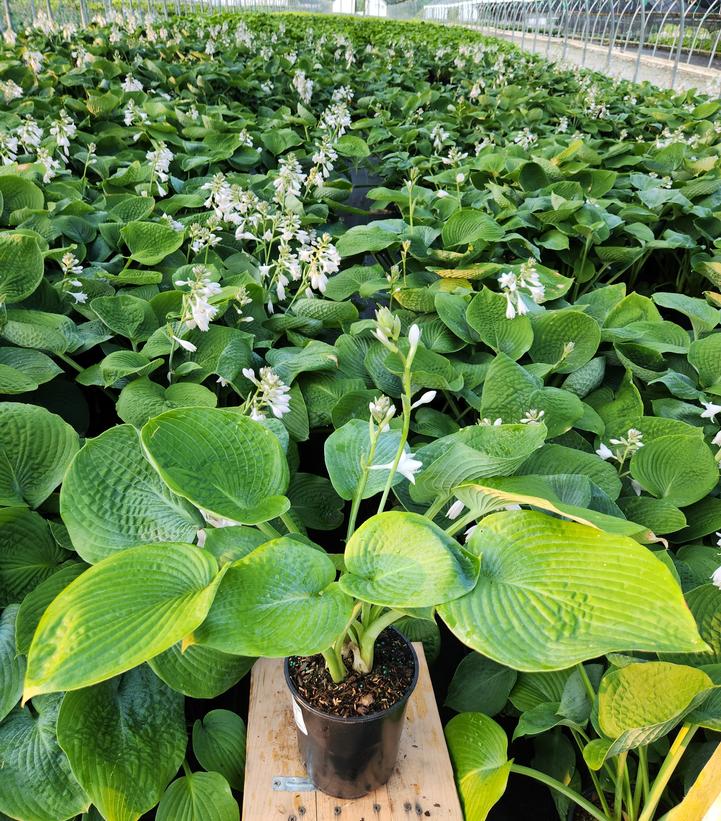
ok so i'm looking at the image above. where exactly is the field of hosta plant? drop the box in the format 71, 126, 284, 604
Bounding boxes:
1, 8, 721, 821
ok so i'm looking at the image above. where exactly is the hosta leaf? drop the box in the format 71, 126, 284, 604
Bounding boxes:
688, 334, 721, 388
410, 423, 547, 504
156, 772, 239, 821
149, 642, 254, 699
0, 402, 79, 508
192, 538, 353, 658
0, 604, 24, 722
445, 713, 511, 821
95, 351, 162, 387
336, 223, 400, 257
675, 497, 721, 542
529, 310, 601, 373
616, 496, 686, 535
117, 377, 217, 428
57, 666, 187, 821
597, 662, 712, 758
0, 508, 69, 607
442, 209, 504, 247
667, 584, 721, 666
287, 472, 344, 530
0, 232, 44, 303
438, 511, 707, 671
141, 408, 289, 525
61, 425, 202, 564
0, 176, 43, 221
0, 348, 62, 391
446, 653, 517, 716
91, 294, 158, 342
24, 543, 221, 698
15, 563, 87, 655
455, 477, 652, 541
466, 288, 533, 360
0, 308, 75, 354
324, 418, 403, 500
192, 709, 246, 790
630, 434, 718, 507
340, 511, 479, 607
0, 695, 88, 821
519, 444, 622, 500
121, 220, 184, 265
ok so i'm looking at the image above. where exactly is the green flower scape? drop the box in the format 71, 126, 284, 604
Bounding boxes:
0, 8, 720, 821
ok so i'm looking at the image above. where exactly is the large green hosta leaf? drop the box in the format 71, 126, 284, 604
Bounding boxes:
156, 772, 239, 821
60, 425, 202, 564
595, 662, 712, 761
24, 543, 221, 698
192, 709, 246, 791
192, 538, 352, 658
466, 287, 533, 360
57, 666, 187, 821
630, 434, 719, 508
340, 511, 479, 608
410, 423, 547, 504
141, 408, 290, 525
0, 402, 79, 508
0, 604, 24, 721
0, 694, 89, 821
445, 713, 511, 821
121, 220, 184, 265
149, 642, 254, 699
0, 232, 44, 303
0, 507, 70, 607
438, 511, 707, 671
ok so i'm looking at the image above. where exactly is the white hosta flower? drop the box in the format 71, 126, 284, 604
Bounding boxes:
521, 408, 545, 424
407, 324, 421, 359
242, 367, 291, 419
370, 449, 423, 484
36, 147, 61, 183
23, 50, 44, 74
171, 334, 197, 352
292, 70, 313, 104
713, 430, 721, 447
146, 142, 174, 196
50, 110, 77, 158
464, 524, 478, 542
60, 252, 83, 276
609, 428, 644, 453
369, 394, 395, 431
18, 116, 42, 151
0, 79, 23, 102
701, 401, 721, 422
716, 531, 721, 548
124, 100, 149, 127
122, 74, 143, 92
161, 213, 183, 232
411, 390, 436, 410
447, 500, 465, 520
0, 133, 18, 165
630, 479, 643, 496
596, 442, 614, 460
373, 306, 401, 350
479, 417, 503, 426
177, 265, 221, 333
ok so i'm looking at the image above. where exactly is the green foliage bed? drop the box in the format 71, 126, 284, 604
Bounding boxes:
0, 9, 721, 821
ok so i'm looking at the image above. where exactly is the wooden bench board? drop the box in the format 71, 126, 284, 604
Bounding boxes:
242, 643, 463, 820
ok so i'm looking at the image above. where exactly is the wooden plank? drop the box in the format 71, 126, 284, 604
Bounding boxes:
243, 643, 463, 821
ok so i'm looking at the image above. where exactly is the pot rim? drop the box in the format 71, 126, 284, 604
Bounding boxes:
284, 627, 420, 725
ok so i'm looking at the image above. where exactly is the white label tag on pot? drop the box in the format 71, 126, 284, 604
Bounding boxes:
291, 699, 307, 735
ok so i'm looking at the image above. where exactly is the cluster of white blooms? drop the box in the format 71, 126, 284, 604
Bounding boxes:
369, 394, 395, 433
520, 408, 545, 424
298, 232, 340, 295
469, 79, 485, 100
121, 74, 144, 92
0, 133, 17, 164
292, 70, 313, 105
556, 116, 569, 134
124, 100, 149, 128
332, 86, 354, 104
18, 116, 43, 152
238, 128, 253, 148
595, 429, 644, 462
23, 50, 44, 74
177, 265, 222, 332
50, 110, 77, 158
59, 252, 88, 304
442, 146, 469, 167
37, 147, 61, 183
654, 126, 702, 150
701, 400, 721, 423
188, 220, 222, 255
242, 367, 291, 420
498, 259, 545, 319
0, 79, 23, 102
513, 128, 538, 150
273, 153, 307, 203
146, 142, 174, 196
161, 213, 184, 232
430, 124, 449, 153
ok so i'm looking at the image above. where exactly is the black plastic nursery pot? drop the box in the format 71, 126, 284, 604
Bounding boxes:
284, 629, 420, 799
